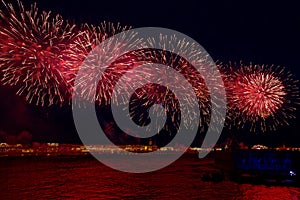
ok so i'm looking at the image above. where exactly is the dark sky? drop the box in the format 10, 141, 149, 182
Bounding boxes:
0, 0, 300, 146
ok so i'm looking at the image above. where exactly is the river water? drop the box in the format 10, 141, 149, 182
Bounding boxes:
1, 156, 299, 199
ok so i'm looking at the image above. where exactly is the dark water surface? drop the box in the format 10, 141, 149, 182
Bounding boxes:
1, 156, 300, 199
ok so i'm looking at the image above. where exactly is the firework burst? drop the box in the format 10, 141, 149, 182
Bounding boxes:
76, 32, 225, 136
0, 0, 133, 106
222, 62, 299, 132
0, 0, 81, 106
125, 47, 211, 132
72, 30, 144, 105
70, 22, 133, 65
0, 1, 224, 137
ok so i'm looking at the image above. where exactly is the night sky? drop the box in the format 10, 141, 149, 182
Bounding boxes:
0, 0, 300, 146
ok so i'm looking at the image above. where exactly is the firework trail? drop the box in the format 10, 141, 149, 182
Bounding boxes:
222, 62, 299, 132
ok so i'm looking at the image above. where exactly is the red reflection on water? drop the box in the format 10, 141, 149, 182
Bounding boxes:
238, 184, 299, 200
1, 156, 300, 199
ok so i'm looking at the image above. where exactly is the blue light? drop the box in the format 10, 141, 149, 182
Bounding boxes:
289, 171, 296, 176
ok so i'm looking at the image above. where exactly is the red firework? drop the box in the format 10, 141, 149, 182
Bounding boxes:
0, 0, 78, 106
74, 33, 218, 132
234, 71, 285, 118
223, 62, 299, 132
0, 0, 131, 106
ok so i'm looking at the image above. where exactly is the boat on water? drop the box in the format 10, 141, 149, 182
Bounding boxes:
214, 148, 300, 184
